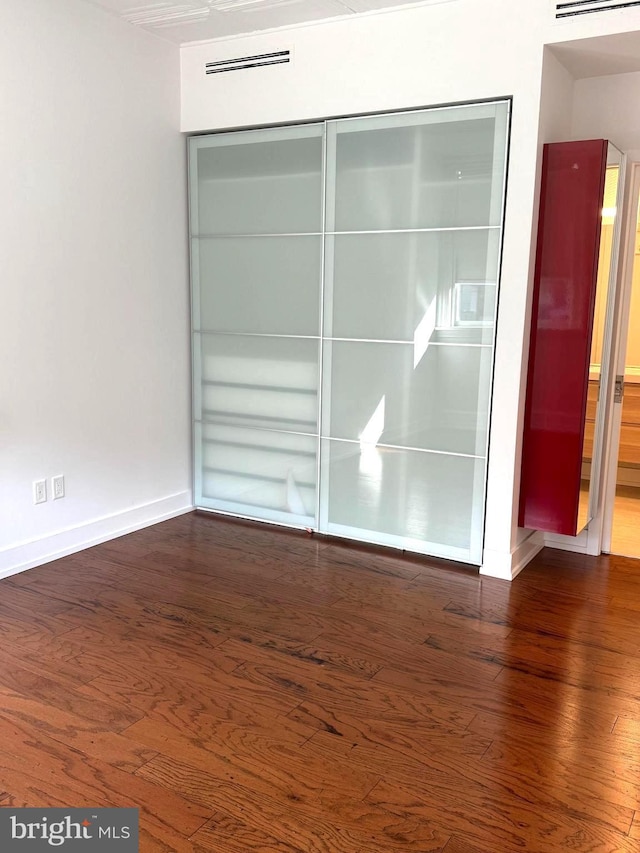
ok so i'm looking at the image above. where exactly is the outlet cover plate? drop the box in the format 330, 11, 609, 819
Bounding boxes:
34, 479, 47, 504
52, 475, 65, 500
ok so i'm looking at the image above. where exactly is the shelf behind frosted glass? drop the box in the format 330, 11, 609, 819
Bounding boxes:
328, 104, 508, 232
319, 439, 485, 563
194, 235, 321, 336
191, 126, 323, 236
197, 333, 319, 433
196, 422, 316, 526
322, 340, 492, 456
325, 230, 500, 342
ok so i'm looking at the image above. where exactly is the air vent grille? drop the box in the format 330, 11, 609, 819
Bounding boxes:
205, 50, 291, 75
122, 3, 210, 27
556, 0, 640, 17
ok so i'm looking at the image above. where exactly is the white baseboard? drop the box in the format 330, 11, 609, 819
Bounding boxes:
0, 491, 193, 581
480, 530, 545, 581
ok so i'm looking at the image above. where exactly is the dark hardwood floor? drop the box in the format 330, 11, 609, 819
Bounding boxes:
1, 511, 640, 851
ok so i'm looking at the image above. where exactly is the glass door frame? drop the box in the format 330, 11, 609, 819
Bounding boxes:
600, 157, 638, 553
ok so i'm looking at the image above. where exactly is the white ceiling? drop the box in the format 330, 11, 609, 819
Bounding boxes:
550, 30, 640, 79
84, 0, 455, 44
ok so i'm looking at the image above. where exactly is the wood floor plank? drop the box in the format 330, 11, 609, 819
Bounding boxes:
482, 732, 640, 817
468, 706, 619, 747
0, 631, 88, 686
442, 838, 497, 853
491, 664, 640, 724
0, 779, 81, 809
230, 649, 477, 731
220, 632, 383, 680
287, 701, 477, 755
191, 810, 309, 853
127, 716, 380, 806
0, 656, 141, 731
273, 564, 413, 607
444, 586, 640, 658
366, 777, 638, 853
1, 781, 202, 853
426, 622, 640, 711
61, 621, 232, 670
308, 541, 426, 581
302, 728, 633, 836
138, 754, 449, 853
0, 715, 211, 838
0, 580, 81, 619
67, 622, 245, 684
373, 655, 637, 734
19, 554, 253, 615
0, 687, 157, 772
77, 644, 303, 720
321, 625, 502, 684
612, 714, 640, 742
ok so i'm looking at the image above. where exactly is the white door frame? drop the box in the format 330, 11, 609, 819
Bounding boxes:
544, 154, 640, 556
599, 160, 640, 552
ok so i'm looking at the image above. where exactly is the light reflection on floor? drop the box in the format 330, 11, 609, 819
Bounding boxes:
610, 484, 640, 558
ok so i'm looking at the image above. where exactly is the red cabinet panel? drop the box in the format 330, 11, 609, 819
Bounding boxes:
519, 140, 608, 534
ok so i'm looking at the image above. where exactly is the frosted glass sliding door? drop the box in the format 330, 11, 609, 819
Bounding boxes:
319, 103, 509, 563
189, 101, 510, 564
190, 124, 324, 527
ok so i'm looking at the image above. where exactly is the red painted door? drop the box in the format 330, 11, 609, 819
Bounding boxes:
519, 139, 608, 534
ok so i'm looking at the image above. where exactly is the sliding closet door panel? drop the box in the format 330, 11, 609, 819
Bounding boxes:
327, 104, 508, 232
199, 334, 319, 433
190, 124, 323, 525
325, 230, 500, 342
197, 236, 321, 335
320, 439, 486, 560
323, 341, 492, 456
320, 102, 509, 563
193, 126, 323, 235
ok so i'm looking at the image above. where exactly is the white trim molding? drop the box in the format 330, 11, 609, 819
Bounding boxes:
480, 530, 545, 580
0, 492, 194, 581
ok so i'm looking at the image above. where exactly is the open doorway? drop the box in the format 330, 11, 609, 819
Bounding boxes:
602, 175, 640, 558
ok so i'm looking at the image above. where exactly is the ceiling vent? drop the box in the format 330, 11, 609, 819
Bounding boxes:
205, 49, 291, 74
556, 0, 640, 17
121, 4, 211, 27
208, 0, 308, 9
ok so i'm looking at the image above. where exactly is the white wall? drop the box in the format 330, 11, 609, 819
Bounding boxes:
547, 5, 640, 45
181, 0, 545, 134
0, 0, 191, 576
573, 70, 640, 156
538, 49, 576, 145
509, 49, 577, 563
181, 0, 548, 578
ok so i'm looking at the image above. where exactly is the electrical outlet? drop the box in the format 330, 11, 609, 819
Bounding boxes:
52, 475, 65, 500
33, 479, 47, 504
